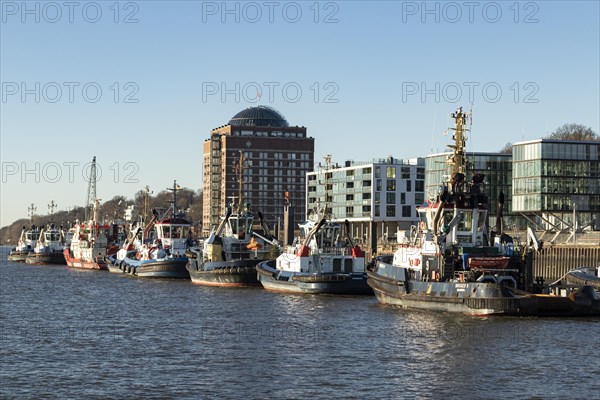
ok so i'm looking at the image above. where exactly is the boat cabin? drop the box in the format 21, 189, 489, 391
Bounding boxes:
224, 210, 254, 240
155, 218, 191, 253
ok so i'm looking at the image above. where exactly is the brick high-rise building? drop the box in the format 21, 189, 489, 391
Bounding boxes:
202, 106, 314, 236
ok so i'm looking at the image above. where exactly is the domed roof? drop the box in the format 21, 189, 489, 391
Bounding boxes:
228, 106, 289, 128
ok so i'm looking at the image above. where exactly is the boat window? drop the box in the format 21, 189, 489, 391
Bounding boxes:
172, 227, 182, 239
161, 226, 171, 238
182, 226, 190, 238
478, 211, 487, 231
457, 211, 473, 232
443, 211, 453, 228
419, 212, 428, 229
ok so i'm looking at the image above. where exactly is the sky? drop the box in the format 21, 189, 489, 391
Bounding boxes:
1, 0, 599, 226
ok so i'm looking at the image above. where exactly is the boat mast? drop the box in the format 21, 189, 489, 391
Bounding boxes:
28, 203, 36, 224
143, 185, 153, 220
447, 107, 469, 190
166, 180, 180, 219
237, 151, 244, 216
85, 156, 98, 222
48, 200, 57, 220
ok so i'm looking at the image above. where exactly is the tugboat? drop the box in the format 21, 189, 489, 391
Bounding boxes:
367, 107, 600, 316
64, 214, 112, 270
63, 157, 114, 270
25, 224, 66, 265
8, 226, 40, 262
108, 181, 191, 279
186, 152, 274, 286
8, 204, 40, 262
256, 155, 372, 295
186, 204, 274, 286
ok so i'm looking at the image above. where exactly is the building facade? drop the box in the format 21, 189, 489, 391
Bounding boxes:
306, 157, 425, 251
512, 139, 600, 230
425, 152, 514, 229
202, 106, 314, 236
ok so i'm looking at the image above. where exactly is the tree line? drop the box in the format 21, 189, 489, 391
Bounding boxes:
1, 188, 203, 245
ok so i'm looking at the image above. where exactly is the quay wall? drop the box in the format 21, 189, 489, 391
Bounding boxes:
532, 245, 600, 282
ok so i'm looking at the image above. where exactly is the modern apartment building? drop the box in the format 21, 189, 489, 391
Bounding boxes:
306, 157, 425, 251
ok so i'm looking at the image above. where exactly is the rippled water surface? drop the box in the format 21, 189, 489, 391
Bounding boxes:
1, 246, 599, 399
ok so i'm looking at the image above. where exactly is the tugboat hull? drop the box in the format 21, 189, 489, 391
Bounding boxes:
367, 270, 600, 316
116, 257, 190, 279
8, 251, 30, 262
186, 258, 260, 287
25, 251, 67, 265
257, 260, 373, 295
63, 248, 107, 270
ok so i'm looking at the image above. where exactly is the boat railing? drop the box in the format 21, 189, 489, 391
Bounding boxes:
314, 247, 352, 256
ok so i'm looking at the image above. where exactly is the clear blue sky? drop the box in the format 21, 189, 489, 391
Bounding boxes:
1, 0, 599, 226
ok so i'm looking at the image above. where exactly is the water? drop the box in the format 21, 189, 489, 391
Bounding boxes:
1, 246, 599, 399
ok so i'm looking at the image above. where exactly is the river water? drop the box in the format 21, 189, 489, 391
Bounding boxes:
1, 247, 598, 399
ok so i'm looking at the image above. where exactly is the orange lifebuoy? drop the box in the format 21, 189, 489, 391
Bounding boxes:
415, 258, 420, 266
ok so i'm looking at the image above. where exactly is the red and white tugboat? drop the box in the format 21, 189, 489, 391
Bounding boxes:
63, 157, 115, 270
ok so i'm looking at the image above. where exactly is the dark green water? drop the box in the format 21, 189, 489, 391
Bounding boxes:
1, 247, 598, 399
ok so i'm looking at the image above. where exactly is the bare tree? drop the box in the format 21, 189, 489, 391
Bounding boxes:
547, 123, 599, 141
499, 142, 513, 154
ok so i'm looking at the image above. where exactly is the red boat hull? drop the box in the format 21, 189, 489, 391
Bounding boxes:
63, 248, 107, 270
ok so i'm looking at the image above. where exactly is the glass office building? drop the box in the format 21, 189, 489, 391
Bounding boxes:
512, 139, 600, 230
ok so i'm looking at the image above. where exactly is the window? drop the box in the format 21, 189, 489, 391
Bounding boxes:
346, 170, 354, 176
386, 192, 395, 204
375, 205, 380, 217
346, 194, 354, 201
415, 180, 424, 192
386, 167, 396, 178
347, 182, 354, 189
375, 167, 381, 178
401, 167, 410, 179
363, 167, 372, 174
406, 180, 412, 192
402, 206, 412, 217
386, 205, 395, 217
376, 180, 382, 191
401, 193, 405, 204
362, 193, 371, 200
375, 192, 380, 204
387, 179, 396, 191
363, 180, 371, 187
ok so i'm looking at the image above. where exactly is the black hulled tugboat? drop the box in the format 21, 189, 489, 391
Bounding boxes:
186, 152, 274, 286
367, 107, 599, 316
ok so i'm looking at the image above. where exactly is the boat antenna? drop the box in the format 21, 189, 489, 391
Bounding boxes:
430, 105, 437, 154
28, 203, 37, 224
85, 156, 97, 221
236, 151, 244, 215
324, 154, 332, 219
